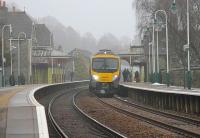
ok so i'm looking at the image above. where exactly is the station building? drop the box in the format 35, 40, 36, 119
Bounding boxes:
0, 2, 72, 86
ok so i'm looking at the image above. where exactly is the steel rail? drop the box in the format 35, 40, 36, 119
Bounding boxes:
114, 96, 200, 126
48, 92, 69, 138
73, 91, 127, 138
96, 96, 200, 138
47, 86, 88, 138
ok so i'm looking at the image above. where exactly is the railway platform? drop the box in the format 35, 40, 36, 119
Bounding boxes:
121, 82, 200, 95
0, 85, 49, 138
120, 82, 200, 114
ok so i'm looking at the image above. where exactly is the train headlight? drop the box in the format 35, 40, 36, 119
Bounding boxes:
92, 75, 99, 81
112, 75, 118, 81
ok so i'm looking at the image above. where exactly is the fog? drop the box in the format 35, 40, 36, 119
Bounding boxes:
7, 0, 136, 39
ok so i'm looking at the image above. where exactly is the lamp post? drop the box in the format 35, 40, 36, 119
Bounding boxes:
71, 53, 75, 82
154, 10, 169, 86
51, 57, 54, 83
49, 33, 54, 83
1, 24, 12, 87
9, 39, 17, 86
155, 20, 163, 83
140, 15, 155, 82
186, 0, 191, 89
29, 38, 37, 84
9, 39, 16, 75
17, 32, 26, 85
29, 23, 34, 84
156, 30, 159, 82
10, 39, 12, 75
9, 39, 16, 86
148, 42, 152, 82
152, 18, 156, 83
171, 0, 191, 89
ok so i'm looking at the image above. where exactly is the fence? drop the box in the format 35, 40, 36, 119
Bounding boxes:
161, 67, 200, 88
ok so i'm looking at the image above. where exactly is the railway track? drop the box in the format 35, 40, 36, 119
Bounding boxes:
114, 96, 200, 126
48, 92, 69, 138
46, 86, 125, 138
96, 95, 200, 138
73, 91, 126, 138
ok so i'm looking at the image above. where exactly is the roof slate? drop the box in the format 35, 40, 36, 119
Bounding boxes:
7, 12, 33, 38
7, 11, 52, 47
35, 24, 51, 47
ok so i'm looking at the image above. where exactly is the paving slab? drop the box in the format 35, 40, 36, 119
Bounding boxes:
6, 85, 49, 138
0, 85, 49, 138
0, 86, 28, 138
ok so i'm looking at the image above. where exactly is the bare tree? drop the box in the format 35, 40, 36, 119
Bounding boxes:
133, 0, 200, 68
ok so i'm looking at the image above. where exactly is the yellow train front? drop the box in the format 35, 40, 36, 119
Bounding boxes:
89, 50, 120, 97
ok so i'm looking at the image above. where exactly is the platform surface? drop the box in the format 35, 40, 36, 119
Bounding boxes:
120, 82, 200, 96
0, 86, 29, 138
0, 85, 49, 138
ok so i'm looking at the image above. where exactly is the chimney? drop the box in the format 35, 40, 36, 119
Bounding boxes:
3, 1, 5, 7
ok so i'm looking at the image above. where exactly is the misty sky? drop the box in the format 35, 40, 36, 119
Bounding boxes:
7, 0, 136, 39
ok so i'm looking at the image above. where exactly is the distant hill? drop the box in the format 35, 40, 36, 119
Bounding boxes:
39, 16, 131, 54
39, 16, 81, 53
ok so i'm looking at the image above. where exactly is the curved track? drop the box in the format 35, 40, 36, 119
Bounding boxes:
46, 86, 125, 138
96, 95, 200, 138
73, 91, 126, 138
48, 92, 69, 138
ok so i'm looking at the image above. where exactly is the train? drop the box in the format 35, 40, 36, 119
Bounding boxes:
89, 49, 121, 97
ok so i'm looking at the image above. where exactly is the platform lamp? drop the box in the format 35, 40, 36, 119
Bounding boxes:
17, 32, 27, 85
154, 10, 169, 86
171, 0, 192, 89
9, 39, 16, 75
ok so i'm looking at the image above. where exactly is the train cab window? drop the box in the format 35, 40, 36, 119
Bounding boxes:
92, 58, 118, 72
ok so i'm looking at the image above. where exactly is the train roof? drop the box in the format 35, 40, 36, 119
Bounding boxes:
92, 49, 119, 58
97, 49, 114, 54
